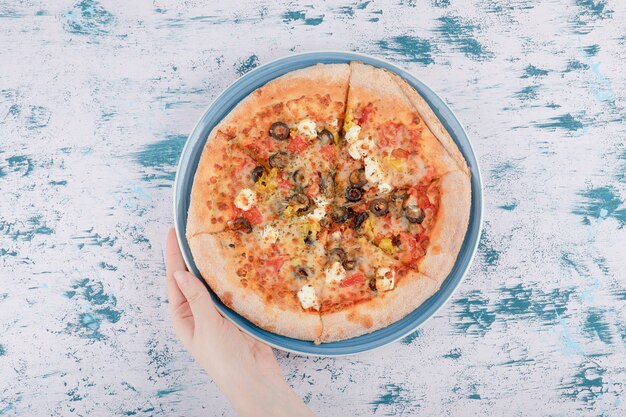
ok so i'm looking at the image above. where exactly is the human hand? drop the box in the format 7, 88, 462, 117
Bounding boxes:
165, 228, 315, 417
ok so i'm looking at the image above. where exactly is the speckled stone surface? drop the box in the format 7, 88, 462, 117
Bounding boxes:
1, 1, 625, 415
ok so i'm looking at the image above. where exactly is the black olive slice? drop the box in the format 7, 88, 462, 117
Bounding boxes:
294, 266, 309, 279
343, 258, 356, 271
345, 186, 363, 202
320, 171, 336, 198
331, 206, 353, 224
368, 277, 378, 292
269, 122, 290, 140
317, 129, 334, 144
390, 187, 409, 201
232, 217, 252, 233
304, 231, 315, 246
292, 169, 306, 188
289, 193, 312, 214
328, 248, 347, 264
405, 205, 425, 224
349, 168, 367, 187
369, 198, 389, 217
354, 212, 369, 229
269, 151, 289, 169
251, 166, 265, 183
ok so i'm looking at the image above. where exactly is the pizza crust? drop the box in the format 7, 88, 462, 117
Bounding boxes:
188, 233, 323, 341
389, 72, 470, 176
417, 170, 471, 286
186, 130, 230, 236
319, 271, 438, 342
218, 63, 350, 135
348, 62, 461, 177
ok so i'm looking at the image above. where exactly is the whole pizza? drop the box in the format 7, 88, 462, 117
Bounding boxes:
186, 62, 471, 343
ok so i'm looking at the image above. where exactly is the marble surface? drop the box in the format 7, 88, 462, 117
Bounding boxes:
1, 0, 625, 415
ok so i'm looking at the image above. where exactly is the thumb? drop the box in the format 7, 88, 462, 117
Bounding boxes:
173, 271, 221, 325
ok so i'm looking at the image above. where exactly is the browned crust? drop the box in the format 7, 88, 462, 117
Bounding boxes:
319, 271, 438, 342
186, 130, 230, 236
188, 233, 323, 341
347, 62, 461, 176
389, 71, 470, 176
218, 63, 350, 134
417, 170, 471, 286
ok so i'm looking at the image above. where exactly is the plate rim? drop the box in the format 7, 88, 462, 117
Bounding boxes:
173, 50, 484, 357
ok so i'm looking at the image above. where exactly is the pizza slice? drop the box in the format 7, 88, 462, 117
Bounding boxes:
187, 130, 268, 236
217, 63, 349, 169
318, 227, 438, 342
334, 62, 471, 286
188, 215, 329, 340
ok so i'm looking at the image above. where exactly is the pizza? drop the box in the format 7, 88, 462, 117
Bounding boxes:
186, 62, 471, 343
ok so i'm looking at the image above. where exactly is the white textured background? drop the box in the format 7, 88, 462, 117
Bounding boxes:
1, 0, 625, 415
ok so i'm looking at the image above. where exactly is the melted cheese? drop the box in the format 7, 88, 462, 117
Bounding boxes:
297, 284, 320, 310
325, 261, 347, 285
375, 267, 395, 292
261, 225, 278, 245
234, 188, 256, 211
297, 119, 317, 139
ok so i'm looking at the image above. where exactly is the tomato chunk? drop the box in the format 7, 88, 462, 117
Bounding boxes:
320, 144, 336, 159
391, 148, 410, 159
340, 273, 365, 288
263, 255, 289, 274
286, 136, 309, 154
242, 207, 263, 225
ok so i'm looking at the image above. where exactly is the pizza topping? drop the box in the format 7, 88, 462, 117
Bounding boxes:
378, 238, 394, 254
297, 284, 320, 310
286, 136, 309, 154
242, 207, 263, 225
320, 171, 336, 198
405, 205, 425, 224
344, 124, 361, 143
325, 261, 347, 285
345, 186, 363, 202
261, 225, 279, 245
317, 129, 334, 144
369, 198, 389, 217
294, 266, 309, 279
269, 151, 289, 169
307, 196, 330, 221
375, 267, 395, 292
286, 193, 312, 216
251, 166, 266, 183
234, 188, 256, 211
378, 183, 392, 194
354, 211, 369, 229
296, 119, 317, 139
349, 168, 367, 188
292, 169, 307, 188
364, 157, 387, 187
331, 205, 353, 224
345, 125, 374, 160
269, 122, 290, 141
328, 247, 347, 264
390, 187, 409, 201
232, 217, 253, 233
340, 272, 365, 288
342, 258, 357, 270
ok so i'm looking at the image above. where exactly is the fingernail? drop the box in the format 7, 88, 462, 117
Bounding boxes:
174, 270, 189, 285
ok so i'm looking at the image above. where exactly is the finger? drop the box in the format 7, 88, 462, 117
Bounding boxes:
165, 227, 187, 312
173, 270, 221, 328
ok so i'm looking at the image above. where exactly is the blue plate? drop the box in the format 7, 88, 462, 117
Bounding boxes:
174, 51, 483, 356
